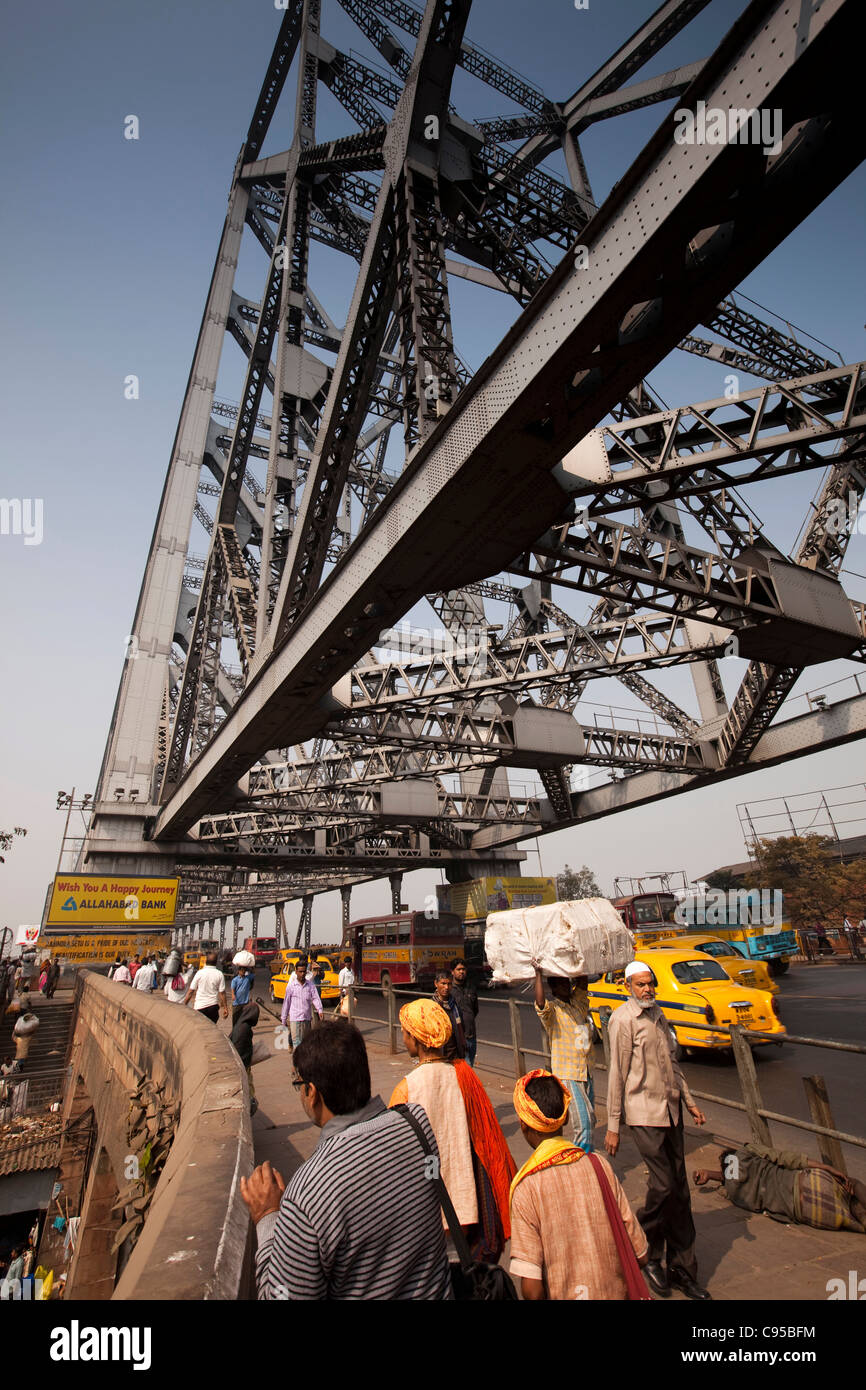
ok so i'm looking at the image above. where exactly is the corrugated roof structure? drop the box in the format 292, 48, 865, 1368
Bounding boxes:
0, 1116, 63, 1176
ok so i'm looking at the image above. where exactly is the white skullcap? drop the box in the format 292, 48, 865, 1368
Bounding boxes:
624, 960, 653, 979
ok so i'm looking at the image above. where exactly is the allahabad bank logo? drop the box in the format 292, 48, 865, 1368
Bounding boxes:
46, 875, 179, 927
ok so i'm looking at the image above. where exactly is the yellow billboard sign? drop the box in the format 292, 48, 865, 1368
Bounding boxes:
46, 875, 179, 927
438, 876, 557, 920
35, 932, 172, 964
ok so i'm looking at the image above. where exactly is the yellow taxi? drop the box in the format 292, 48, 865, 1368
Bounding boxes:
268, 950, 340, 1005
651, 933, 779, 996
588, 947, 785, 1057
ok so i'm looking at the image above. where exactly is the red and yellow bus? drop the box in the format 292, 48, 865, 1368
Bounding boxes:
349, 912, 464, 994
243, 935, 280, 968
612, 892, 681, 943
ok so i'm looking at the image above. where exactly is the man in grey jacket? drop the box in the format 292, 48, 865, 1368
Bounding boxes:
604, 960, 709, 1301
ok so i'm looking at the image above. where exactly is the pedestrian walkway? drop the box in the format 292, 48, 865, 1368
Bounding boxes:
241, 1014, 863, 1301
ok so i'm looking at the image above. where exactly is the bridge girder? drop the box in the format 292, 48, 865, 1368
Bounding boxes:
82, 0, 865, 919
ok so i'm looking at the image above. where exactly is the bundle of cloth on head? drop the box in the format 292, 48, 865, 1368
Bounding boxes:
513, 1068, 571, 1133
399, 998, 452, 1050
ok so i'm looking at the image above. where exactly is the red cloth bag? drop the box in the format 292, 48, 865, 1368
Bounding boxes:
587, 1153, 651, 1301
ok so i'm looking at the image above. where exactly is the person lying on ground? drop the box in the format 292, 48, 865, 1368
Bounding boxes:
694, 1142, 866, 1232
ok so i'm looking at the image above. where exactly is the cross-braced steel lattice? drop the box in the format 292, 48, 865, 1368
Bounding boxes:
82, 0, 866, 932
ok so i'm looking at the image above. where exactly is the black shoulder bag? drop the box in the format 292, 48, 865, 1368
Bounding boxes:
394, 1104, 518, 1301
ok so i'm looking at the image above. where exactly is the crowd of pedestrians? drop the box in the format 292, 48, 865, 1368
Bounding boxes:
239, 954, 723, 1302
106, 941, 723, 1299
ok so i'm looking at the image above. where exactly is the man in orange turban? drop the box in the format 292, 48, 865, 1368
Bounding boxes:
390, 999, 516, 1261
509, 1070, 648, 1301
398, 998, 452, 1050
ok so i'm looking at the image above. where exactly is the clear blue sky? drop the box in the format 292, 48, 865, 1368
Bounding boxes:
1, 0, 864, 938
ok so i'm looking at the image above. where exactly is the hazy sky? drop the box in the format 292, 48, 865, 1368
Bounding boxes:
1, 0, 864, 941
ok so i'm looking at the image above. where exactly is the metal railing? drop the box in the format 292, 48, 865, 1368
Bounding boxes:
254, 979, 864, 1171
339, 983, 865, 1174
0, 1067, 70, 1123
793, 926, 864, 963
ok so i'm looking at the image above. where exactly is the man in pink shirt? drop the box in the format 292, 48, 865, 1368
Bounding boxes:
280, 958, 323, 1049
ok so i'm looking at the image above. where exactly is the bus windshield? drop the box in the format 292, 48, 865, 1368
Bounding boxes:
414, 918, 462, 938
632, 894, 680, 926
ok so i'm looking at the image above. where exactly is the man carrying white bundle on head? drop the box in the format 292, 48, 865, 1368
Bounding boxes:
604, 960, 709, 1302
531, 961, 595, 1153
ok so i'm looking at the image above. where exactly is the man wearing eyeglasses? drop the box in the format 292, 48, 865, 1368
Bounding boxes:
240, 1021, 452, 1300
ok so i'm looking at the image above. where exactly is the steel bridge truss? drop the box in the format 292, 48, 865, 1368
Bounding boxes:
83, 0, 866, 924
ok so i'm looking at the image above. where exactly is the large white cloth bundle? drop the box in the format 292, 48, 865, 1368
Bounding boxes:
485, 899, 635, 983
13, 1011, 40, 1037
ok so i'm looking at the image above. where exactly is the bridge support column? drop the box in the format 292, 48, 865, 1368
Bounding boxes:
389, 874, 404, 916
218, 917, 227, 951
232, 913, 241, 951
275, 902, 287, 950
340, 886, 352, 946
294, 896, 313, 951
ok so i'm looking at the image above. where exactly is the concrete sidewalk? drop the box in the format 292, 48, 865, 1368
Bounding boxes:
242, 1016, 863, 1302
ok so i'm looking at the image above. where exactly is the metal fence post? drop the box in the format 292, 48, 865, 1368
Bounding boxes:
803, 1075, 847, 1173
729, 1025, 772, 1145
387, 983, 397, 1054
347, 987, 355, 1023
508, 1000, 526, 1079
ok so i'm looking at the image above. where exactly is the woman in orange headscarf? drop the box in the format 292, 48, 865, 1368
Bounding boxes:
390, 999, 516, 1261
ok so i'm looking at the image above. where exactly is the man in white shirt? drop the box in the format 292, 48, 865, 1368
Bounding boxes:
337, 956, 355, 1014
185, 953, 228, 1023
164, 967, 191, 1004
112, 960, 132, 985
133, 955, 158, 991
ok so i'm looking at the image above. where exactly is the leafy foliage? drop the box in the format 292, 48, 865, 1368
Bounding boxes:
745, 835, 866, 930
0, 826, 26, 864
556, 863, 601, 901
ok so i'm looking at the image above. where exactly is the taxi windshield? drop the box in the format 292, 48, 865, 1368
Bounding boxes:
671, 959, 729, 984
697, 940, 745, 960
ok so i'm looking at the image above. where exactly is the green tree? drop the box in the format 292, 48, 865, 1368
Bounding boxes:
704, 867, 739, 893
0, 826, 26, 864
556, 863, 601, 901
745, 834, 841, 931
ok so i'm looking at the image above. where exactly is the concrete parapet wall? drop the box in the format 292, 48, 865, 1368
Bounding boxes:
70, 972, 253, 1300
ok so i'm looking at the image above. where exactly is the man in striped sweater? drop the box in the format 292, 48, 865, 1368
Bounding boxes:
240, 1020, 453, 1300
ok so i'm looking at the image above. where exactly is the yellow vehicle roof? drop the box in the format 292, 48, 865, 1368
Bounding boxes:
600, 946, 759, 982
654, 934, 742, 955
596, 946, 775, 996
617, 946, 718, 966
273, 951, 337, 971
